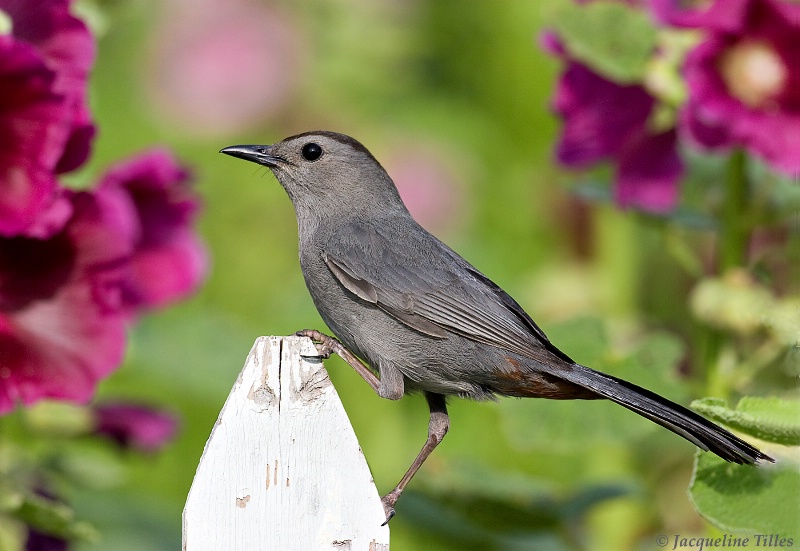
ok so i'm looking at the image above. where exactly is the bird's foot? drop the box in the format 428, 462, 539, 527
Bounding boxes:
295, 329, 382, 395
296, 329, 339, 359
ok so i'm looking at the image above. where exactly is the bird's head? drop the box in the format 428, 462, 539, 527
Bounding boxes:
221, 131, 406, 219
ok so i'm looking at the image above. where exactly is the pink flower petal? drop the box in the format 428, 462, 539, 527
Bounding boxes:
97, 149, 206, 313
384, 143, 468, 236
0, 0, 96, 173
0, 37, 69, 236
545, 39, 684, 213
94, 402, 179, 453
146, 0, 303, 136
0, 192, 130, 413
679, 0, 800, 175
22, 191, 74, 239
553, 63, 655, 167
616, 129, 683, 213
128, 231, 207, 309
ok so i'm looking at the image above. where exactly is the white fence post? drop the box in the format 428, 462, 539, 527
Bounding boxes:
183, 335, 390, 550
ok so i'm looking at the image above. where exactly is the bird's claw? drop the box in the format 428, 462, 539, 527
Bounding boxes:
380, 504, 395, 526
296, 329, 382, 396
313, 342, 334, 359
380, 492, 399, 525
295, 329, 334, 359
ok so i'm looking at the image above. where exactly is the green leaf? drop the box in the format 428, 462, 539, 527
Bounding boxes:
689, 452, 800, 536
13, 493, 98, 542
550, 1, 658, 83
691, 397, 800, 446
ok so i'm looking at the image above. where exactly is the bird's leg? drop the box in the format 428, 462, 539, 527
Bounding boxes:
381, 392, 449, 524
297, 330, 448, 524
296, 329, 380, 394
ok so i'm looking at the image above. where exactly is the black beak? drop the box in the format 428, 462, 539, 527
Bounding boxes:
219, 145, 284, 167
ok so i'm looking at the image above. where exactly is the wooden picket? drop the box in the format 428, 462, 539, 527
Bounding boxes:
183, 336, 389, 550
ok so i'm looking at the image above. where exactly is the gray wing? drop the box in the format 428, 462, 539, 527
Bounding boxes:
322, 221, 573, 363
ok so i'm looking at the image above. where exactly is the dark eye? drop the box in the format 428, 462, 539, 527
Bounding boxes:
301, 143, 323, 161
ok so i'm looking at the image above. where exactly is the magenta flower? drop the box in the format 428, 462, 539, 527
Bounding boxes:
0, 191, 129, 414
551, 61, 683, 212
0, 0, 206, 423
0, 0, 95, 236
96, 149, 206, 313
677, 0, 800, 175
1, 0, 96, 173
94, 402, 179, 453
0, 37, 67, 236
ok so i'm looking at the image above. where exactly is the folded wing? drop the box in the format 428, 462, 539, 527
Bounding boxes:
323, 221, 573, 363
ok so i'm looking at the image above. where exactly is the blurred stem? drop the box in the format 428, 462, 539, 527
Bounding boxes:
719, 150, 749, 271
585, 445, 641, 551
704, 339, 735, 400
595, 206, 639, 319
703, 151, 751, 398
665, 228, 703, 279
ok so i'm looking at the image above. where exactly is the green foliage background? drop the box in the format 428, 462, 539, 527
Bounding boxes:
9, 1, 795, 549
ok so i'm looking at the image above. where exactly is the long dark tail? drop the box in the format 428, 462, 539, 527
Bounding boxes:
562, 364, 773, 464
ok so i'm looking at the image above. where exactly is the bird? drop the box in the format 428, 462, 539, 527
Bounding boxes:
220, 130, 772, 523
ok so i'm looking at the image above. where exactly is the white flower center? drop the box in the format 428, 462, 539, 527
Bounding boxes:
719, 41, 787, 109
0, 10, 12, 34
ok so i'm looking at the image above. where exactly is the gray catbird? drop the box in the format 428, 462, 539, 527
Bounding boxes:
221, 131, 772, 522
